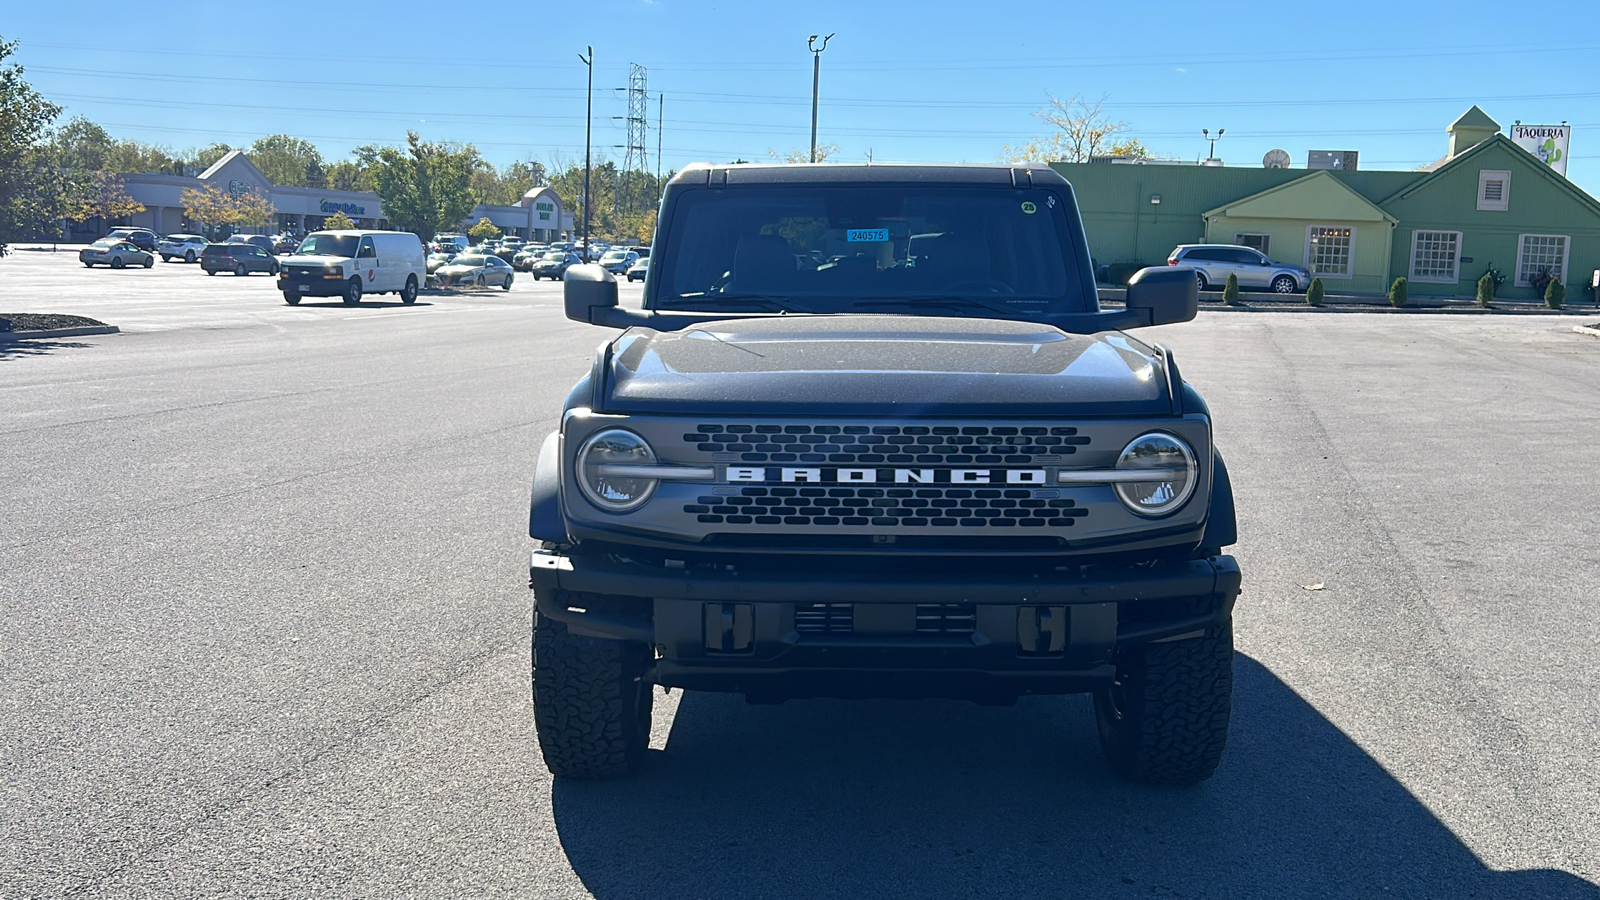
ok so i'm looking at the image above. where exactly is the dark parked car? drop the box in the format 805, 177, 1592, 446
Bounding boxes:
106, 227, 158, 252
201, 242, 280, 276
527, 162, 1237, 786
226, 234, 278, 253
273, 235, 301, 254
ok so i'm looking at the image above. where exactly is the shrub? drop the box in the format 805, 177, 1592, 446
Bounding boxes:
1545, 277, 1565, 309
321, 210, 356, 231
1222, 272, 1240, 305
1476, 272, 1495, 308
1306, 277, 1325, 307
1388, 276, 1408, 307
468, 217, 500, 244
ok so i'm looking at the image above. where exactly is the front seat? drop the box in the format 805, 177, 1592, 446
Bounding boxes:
728, 234, 797, 293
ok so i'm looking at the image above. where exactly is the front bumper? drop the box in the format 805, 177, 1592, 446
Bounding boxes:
529, 548, 1240, 698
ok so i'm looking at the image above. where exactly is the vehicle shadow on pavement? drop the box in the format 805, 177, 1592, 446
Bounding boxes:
0, 340, 93, 360
282, 301, 434, 309
551, 655, 1599, 899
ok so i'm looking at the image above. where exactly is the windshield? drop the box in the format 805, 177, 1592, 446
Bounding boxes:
601, 251, 628, 262
294, 234, 359, 258
454, 255, 489, 266
653, 185, 1087, 315
91, 239, 117, 248
541, 251, 567, 260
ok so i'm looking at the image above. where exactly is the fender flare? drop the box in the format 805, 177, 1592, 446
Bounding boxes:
528, 431, 568, 543
1200, 450, 1237, 552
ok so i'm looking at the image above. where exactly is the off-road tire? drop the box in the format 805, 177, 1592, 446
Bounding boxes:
532, 608, 652, 779
1094, 621, 1232, 785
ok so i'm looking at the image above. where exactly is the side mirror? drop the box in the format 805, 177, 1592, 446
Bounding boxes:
1124, 266, 1198, 327
564, 263, 619, 324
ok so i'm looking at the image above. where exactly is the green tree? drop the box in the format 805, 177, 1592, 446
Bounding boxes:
468, 217, 500, 243
770, 143, 840, 164
1222, 272, 1241, 305
191, 142, 234, 171
248, 134, 324, 188
1306, 276, 1325, 307
180, 183, 274, 235
1544, 277, 1565, 310
367, 131, 479, 241
50, 116, 178, 174
321, 210, 356, 230
323, 159, 372, 192
1388, 276, 1408, 307
1000, 94, 1152, 163
1476, 272, 1496, 308
0, 36, 70, 255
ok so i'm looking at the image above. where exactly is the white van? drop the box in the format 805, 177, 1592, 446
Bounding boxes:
276, 230, 427, 306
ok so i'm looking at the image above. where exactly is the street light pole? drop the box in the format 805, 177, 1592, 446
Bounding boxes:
808, 33, 834, 163
579, 46, 593, 259
1203, 127, 1225, 160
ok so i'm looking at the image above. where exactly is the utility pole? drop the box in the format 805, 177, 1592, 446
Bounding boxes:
808, 33, 834, 163
656, 93, 664, 188
579, 46, 592, 259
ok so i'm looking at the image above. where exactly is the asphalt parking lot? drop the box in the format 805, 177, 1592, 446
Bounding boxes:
3, 246, 1599, 898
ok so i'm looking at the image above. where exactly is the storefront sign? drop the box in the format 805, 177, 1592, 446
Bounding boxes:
320, 199, 366, 216
535, 200, 554, 222
1511, 124, 1569, 177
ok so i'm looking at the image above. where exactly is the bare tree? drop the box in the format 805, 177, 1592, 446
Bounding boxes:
1000, 94, 1150, 163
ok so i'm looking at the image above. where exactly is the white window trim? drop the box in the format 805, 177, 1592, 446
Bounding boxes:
1513, 233, 1570, 288
1477, 169, 1510, 211
1234, 232, 1270, 255
1408, 230, 1462, 284
1304, 225, 1355, 279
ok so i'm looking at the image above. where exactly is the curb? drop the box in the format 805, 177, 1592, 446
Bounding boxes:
1573, 325, 1600, 338
0, 325, 121, 343
1192, 304, 1592, 316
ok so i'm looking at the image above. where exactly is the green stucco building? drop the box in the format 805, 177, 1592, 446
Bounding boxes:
1054, 107, 1600, 301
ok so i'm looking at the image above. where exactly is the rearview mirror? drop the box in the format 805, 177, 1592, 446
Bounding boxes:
564, 264, 619, 324
1124, 267, 1198, 327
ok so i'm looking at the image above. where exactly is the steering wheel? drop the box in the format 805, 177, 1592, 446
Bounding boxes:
944, 279, 1016, 295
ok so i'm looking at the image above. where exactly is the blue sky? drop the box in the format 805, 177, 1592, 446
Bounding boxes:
6, 0, 1597, 192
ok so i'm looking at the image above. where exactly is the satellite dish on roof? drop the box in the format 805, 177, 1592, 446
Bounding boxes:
1263, 149, 1291, 169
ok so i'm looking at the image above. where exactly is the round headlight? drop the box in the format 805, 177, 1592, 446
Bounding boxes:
576, 429, 658, 512
1113, 432, 1197, 517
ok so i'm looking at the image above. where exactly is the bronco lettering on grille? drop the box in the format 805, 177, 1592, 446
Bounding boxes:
725, 467, 1049, 485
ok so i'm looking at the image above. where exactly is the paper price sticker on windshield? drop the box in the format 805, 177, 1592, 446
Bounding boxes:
846, 228, 889, 243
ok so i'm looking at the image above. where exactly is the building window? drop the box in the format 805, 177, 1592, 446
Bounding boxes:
1409, 230, 1461, 283
1477, 169, 1510, 211
1515, 234, 1569, 287
1306, 226, 1353, 278
1234, 233, 1270, 255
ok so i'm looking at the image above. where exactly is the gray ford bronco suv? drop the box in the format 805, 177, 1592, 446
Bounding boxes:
528, 163, 1240, 785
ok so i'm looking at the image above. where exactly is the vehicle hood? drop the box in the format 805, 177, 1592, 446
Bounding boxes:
437, 264, 484, 275
602, 314, 1173, 417
281, 254, 349, 266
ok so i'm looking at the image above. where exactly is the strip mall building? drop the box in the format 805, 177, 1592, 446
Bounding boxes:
95, 150, 573, 241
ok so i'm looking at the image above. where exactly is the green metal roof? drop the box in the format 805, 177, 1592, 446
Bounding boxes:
1447, 105, 1500, 133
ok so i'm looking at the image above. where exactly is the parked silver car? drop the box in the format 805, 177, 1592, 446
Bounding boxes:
1167, 244, 1310, 294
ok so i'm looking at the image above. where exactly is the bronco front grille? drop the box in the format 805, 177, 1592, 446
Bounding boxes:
682, 424, 1090, 466
794, 603, 853, 634
685, 486, 1087, 528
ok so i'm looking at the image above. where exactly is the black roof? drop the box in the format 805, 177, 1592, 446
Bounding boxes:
666, 162, 1069, 188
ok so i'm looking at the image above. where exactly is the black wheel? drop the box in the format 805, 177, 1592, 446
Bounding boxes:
1094, 618, 1233, 785
83, 261, 94, 268
205, 269, 216, 275
400, 275, 418, 304
234, 263, 247, 276
502, 273, 513, 291
1194, 271, 1209, 291
532, 602, 652, 779
476, 274, 487, 288
143, 257, 154, 268
342, 277, 363, 305
1272, 275, 1296, 294
161, 255, 172, 262
111, 257, 125, 269
282, 293, 301, 305
269, 263, 279, 276
184, 250, 196, 263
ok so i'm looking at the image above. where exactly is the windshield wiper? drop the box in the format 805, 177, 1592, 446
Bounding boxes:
661, 293, 819, 313
843, 295, 1036, 317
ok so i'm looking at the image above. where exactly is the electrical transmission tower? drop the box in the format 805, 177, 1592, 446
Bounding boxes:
619, 63, 649, 221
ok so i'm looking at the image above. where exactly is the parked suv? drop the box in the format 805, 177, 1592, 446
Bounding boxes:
106, 227, 158, 252
528, 163, 1240, 786
1167, 244, 1309, 294
158, 234, 208, 263
201, 242, 279, 276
